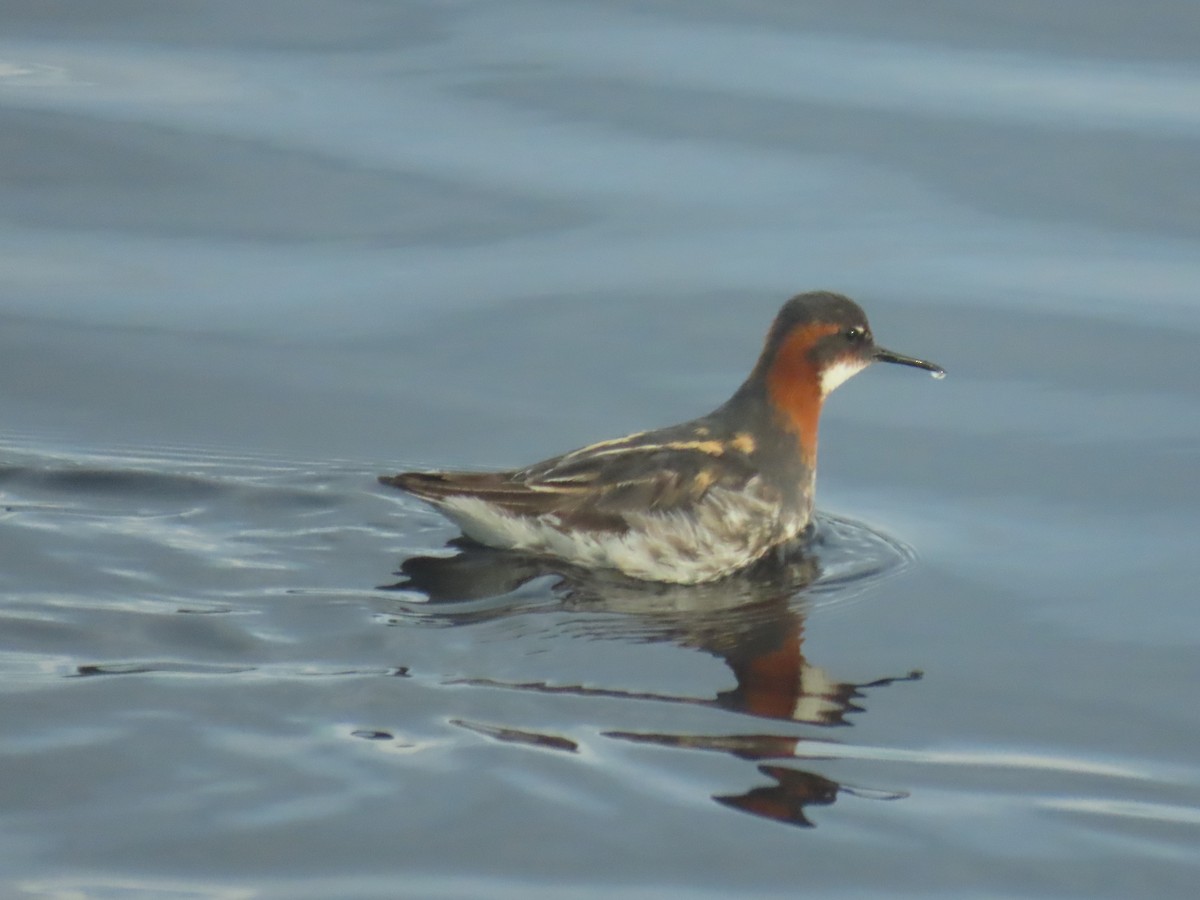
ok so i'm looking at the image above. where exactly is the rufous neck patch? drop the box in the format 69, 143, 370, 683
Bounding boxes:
764, 323, 836, 464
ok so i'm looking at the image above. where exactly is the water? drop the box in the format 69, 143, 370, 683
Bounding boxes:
2, 2, 1198, 897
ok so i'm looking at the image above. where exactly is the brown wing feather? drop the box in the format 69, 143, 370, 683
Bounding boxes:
379, 422, 758, 526
378, 471, 552, 514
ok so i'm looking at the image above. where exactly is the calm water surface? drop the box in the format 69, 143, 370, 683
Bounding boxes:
1, 2, 1198, 898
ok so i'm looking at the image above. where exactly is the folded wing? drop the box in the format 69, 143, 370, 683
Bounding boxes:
379, 427, 758, 530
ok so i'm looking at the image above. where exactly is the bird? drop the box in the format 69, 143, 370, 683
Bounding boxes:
379, 291, 943, 584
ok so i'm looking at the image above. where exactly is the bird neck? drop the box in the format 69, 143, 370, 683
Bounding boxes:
763, 332, 824, 467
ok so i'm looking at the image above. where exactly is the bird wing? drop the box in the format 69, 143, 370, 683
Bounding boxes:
379, 425, 759, 529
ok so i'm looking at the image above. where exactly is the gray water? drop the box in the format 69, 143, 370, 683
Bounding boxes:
2, 2, 1199, 898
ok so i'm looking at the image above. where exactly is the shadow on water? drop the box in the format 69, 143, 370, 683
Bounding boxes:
380, 515, 921, 829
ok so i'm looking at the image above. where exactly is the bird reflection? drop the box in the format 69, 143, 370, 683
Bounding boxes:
381, 535, 917, 828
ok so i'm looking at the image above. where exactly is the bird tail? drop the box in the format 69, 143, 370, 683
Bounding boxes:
377, 470, 519, 503
378, 471, 454, 500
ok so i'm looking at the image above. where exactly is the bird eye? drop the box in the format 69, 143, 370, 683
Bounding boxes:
845, 327, 867, 342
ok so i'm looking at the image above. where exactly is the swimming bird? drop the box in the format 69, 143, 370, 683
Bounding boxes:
379, 291, 943, 584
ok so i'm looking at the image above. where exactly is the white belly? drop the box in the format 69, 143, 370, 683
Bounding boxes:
437, 485, 806, 584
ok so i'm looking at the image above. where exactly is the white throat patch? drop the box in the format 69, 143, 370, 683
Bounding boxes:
819, 357, 870, 397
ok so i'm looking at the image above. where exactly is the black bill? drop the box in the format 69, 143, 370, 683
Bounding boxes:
874, 347, 945, 378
